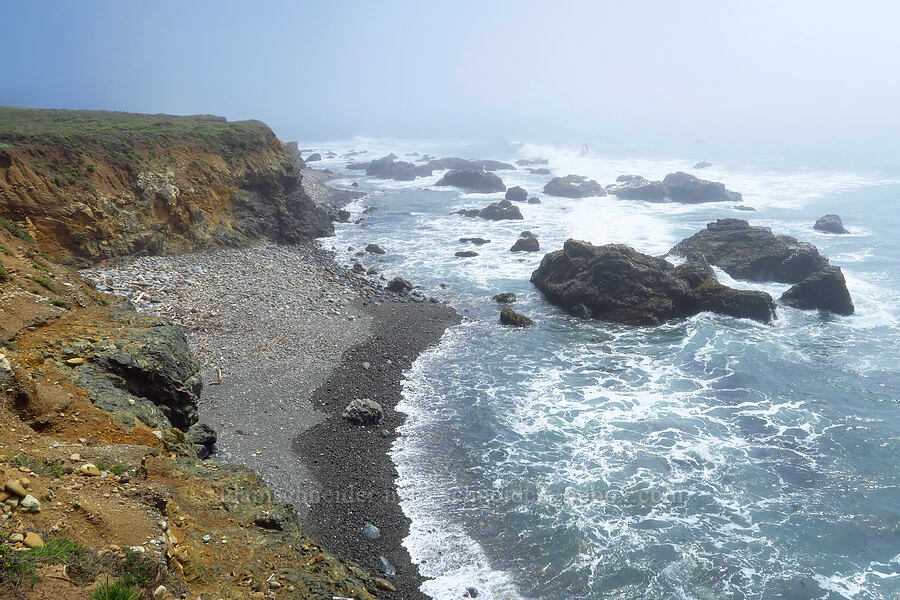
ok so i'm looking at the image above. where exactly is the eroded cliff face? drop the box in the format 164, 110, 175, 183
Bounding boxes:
0, 108, 332, 265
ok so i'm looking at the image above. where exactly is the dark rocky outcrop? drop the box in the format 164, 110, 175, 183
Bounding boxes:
510, 231, 540, 252
455, 250, 478, 258
669, 219, 829, 283
346, 161, 370, 170
187, 423, 218, 459
669, 219, 854, 314
500, 307, 534, 327
780, 266, 854, 315
516, 158, 548, 166
528, 168, 551, 175
306, 152, 322, 162
733, 205, 756, 211
365, 243, 386, 255
505, 186, 528, 202
81, 316, 203, 430
531, 240, 776, 325
814, 214, 849, 234
436, 170, 506, 193
427, 158, 516, 172
456, 199, 523, 221
607, 173, 740, 203
493, 292, 516, 303
543, 175, 607, 198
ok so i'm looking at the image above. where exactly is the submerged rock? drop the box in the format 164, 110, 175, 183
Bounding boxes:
606, 175, 668, 201
531, 240, 776, 325
436, 169, 506, 193
780, 266, 855, 315
543, 175, 606, 198
500, 307, 535, 327
455, 250, 479, 258
459, 237, 491, 245
814, 214, 849, 234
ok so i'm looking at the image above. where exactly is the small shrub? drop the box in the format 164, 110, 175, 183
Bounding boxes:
0, 218, 36, 244
0, 265, 8, 282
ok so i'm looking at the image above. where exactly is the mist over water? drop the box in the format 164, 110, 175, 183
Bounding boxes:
315, 139, 900, 600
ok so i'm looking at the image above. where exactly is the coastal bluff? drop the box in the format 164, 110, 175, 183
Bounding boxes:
0, 107, 332, 265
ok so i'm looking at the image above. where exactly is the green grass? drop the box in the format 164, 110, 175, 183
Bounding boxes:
0, 536, 82, 583
118, 548, 157, 588
91, 576, 140, 600
0, 106, 273, 163
29, 276, 56, 292
0, 265, 7, 282
0, 244, 12, 256
32, 262, 50, 272
0, 218, 36, 244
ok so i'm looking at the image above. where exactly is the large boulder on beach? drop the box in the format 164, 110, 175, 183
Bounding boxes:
457, 199, 523, 221
531, 240, 776, 325
365, 155, 417, 181
669, 219, 830, 283
386, 276, 413, 294
342, 398, 384, 425
814, 214, 849, 234
436, 169, 506, 193
505, 186, 528, 202
780, 266, 855, 315
543, 175, 607, 198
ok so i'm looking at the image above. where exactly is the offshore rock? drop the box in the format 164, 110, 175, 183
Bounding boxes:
505, 186, 528, 202
457, 199, 523, 221
499, 307, 535, 327
608, 172, 740, 203
531, 240, 775, 325
436, 169, 506, 193
543, 175, 606, 198
814, 214, 849, 234
780, 266, 855, 315
669, 219, 830, 283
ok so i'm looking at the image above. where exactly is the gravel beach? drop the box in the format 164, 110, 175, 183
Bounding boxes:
81, 239, 460, 597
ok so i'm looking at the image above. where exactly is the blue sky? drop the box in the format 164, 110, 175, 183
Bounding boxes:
2, 1, 899, 146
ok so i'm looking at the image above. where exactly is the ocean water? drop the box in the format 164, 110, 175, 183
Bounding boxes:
311, 138, 900, 600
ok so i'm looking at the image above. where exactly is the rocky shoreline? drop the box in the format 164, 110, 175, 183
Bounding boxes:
81, 239, 460, 597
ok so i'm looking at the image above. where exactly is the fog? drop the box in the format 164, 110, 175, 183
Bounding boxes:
3, 1, 899, 150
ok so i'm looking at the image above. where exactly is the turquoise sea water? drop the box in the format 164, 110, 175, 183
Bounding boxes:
313, 139, 900, 600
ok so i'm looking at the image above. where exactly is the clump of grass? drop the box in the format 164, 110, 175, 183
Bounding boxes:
0, 265, 8, 283
32, 262, 50, 273
0, 218, 36, 244
0, 536, 82, 583
91, 576, 140, 600
29, 276, 56, 292
50, 299, 67, 308
0, 244, 12, 256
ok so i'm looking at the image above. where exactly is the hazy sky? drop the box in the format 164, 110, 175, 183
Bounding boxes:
3, 1, 899, 147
